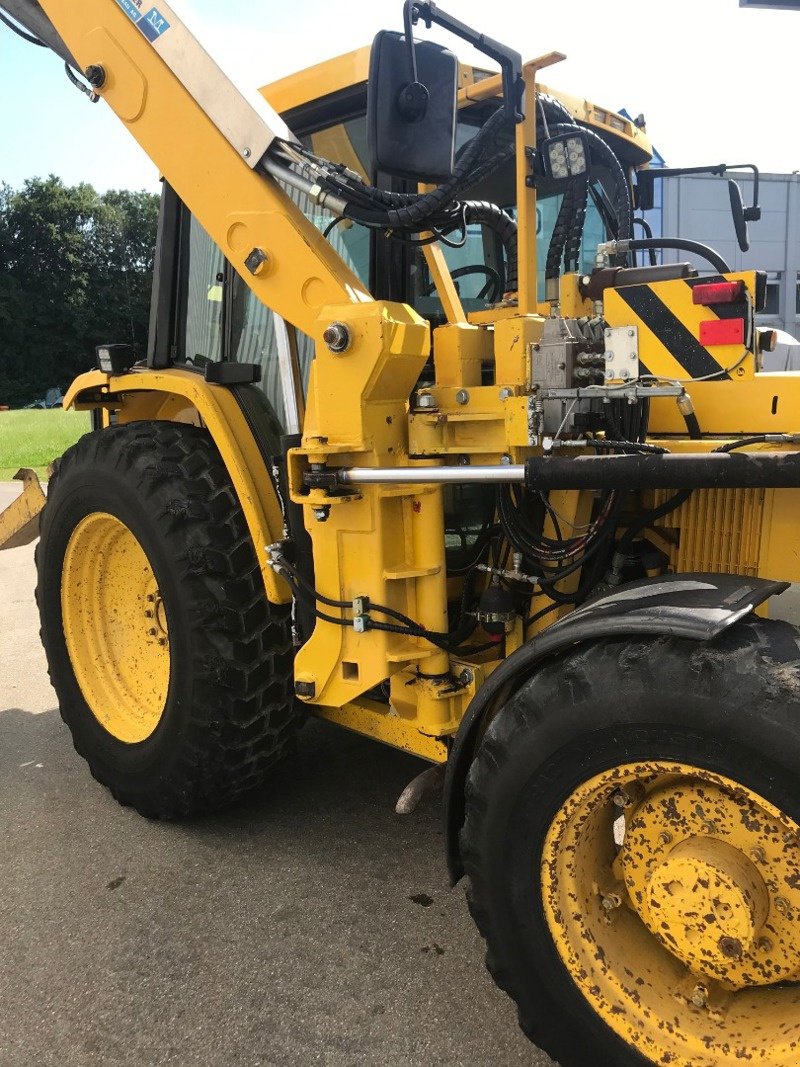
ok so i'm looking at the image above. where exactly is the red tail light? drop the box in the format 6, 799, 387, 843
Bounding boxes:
692, 281, 746, 305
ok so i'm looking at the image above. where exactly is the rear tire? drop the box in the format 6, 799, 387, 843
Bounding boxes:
461, 617, 800, 1066
38, 421, 298, 818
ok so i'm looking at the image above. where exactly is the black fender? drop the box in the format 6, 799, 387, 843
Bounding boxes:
444, 572, 789, 884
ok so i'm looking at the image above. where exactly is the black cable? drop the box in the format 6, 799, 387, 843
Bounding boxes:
323, 217, 346, 239
0, 10, 45, 45
276, 556, 481, 655
64, 63, 99, 103
524, 601, 561, 633
715, 436, 770, 453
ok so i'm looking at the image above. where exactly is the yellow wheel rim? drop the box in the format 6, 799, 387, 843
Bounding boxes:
61, 513, 170, 744
542, 762, 800, 1066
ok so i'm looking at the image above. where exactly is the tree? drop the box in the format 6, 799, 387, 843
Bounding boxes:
0, 177, 159, 406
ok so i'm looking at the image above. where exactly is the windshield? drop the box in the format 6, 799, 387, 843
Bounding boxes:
412, 110, 611, 321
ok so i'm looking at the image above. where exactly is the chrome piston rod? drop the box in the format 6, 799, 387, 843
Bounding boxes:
338, 465, 526, 485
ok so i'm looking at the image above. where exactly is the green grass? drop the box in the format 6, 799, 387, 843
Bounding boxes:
0, 409, 92, 481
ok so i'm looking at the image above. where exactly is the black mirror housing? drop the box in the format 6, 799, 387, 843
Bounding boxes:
367, 30, 458, 183
728, 179, 750, 253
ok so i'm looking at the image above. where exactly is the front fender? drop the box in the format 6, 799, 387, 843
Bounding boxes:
444, 572, 790, 884
64, 368, 291, 605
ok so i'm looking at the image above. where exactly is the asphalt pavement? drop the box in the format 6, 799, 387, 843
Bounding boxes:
0, 482, 551, 1067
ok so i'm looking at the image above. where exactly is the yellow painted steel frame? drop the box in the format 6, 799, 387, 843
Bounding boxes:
63, 368, 291, 605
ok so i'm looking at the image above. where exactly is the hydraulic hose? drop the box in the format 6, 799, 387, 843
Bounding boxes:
622, 238, 731, 275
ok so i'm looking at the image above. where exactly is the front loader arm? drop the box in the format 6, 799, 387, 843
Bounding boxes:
1, 0, 370, 341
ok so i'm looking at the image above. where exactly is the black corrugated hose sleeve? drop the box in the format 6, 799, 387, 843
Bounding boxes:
462, 200, 518, 292
386, 109, 514, 229
564, 176, 589, 273
546, 180, 579, 281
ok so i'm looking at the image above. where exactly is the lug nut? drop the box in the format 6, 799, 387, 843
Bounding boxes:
322, 321, 351, 353
415, 392, 436, 410
690, 984, 708, 1009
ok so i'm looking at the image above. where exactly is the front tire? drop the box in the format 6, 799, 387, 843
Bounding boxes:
38, 421, 298, 818
461, 618, 800, 1066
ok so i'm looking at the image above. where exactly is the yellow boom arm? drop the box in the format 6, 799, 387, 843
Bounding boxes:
3, 0, 371, 341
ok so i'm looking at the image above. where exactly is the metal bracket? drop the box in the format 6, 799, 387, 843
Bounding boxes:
604, 325, 640, 383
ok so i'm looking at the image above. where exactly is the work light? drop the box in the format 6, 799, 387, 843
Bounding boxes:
541, 132, 589, 181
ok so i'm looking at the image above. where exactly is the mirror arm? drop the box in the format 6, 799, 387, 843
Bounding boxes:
637, 162, 761, 220
406, 1, 524, 122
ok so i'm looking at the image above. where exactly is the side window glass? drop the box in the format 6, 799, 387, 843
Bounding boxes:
179, 214, 225, 366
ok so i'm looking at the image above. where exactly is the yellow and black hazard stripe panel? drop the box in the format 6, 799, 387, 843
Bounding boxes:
603, 270, 759, 382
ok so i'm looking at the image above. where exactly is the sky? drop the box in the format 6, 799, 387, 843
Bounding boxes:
0, 0, 798, 194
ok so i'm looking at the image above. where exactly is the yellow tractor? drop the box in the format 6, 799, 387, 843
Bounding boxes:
2, 2, 800, 1063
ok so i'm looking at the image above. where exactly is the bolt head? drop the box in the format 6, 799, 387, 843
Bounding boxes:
499, 387, 513, 401
774, 896, 790, 916
628, 329, 636, 338
322, 321, 351, 353
458, 667, 474, 686
718, 936, 743, 960
312, 506, 330, 523
416, 392, 436, 410
245, 247, 270, 277
456, 389, 470, 406
658, 831, 673, 846
85, 64, 107, 89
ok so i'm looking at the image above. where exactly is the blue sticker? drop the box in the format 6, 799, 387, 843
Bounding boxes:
113, 0, 170, 42
139, 7, 171, 41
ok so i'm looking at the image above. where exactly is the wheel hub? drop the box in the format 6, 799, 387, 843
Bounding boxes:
622, 780, 800, 988
646, 836, 769, 969
61, 512, 170, 744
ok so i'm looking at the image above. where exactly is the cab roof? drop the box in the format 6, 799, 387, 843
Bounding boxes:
261, 47, 654, 166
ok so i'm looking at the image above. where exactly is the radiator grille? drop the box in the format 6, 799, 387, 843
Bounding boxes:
653, 488, 766, 577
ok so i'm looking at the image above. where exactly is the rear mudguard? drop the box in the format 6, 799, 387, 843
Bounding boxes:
444, 572, 790, 884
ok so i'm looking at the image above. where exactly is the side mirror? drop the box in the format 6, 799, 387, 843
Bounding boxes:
728, 179, 750, 253
367, 29, 458, 183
